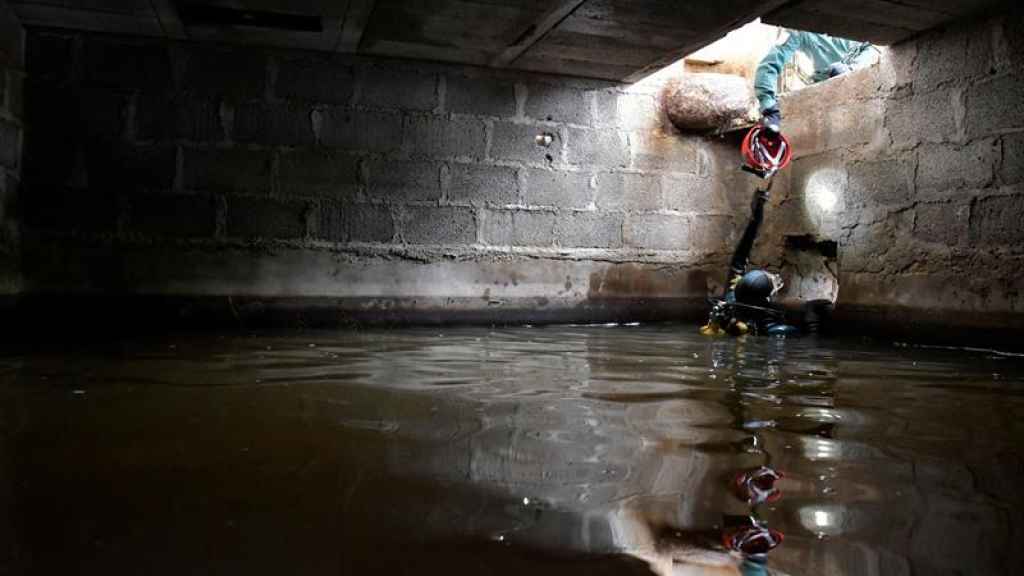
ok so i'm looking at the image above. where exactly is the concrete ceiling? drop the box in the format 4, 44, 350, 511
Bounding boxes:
7, 0, 1009, 82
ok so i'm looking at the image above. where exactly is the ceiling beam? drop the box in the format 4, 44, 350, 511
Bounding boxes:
490, 0, 588, 68
149, 0, 187, 39
335, 0, 377, 53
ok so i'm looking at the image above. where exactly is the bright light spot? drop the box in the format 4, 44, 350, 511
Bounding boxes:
522, 497, 530, 506
814, 510, 831, 527
812, 188, 838, 211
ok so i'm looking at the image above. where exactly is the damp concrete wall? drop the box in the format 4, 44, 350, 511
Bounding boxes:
0, 0, 22, 298
753, 7, 1024, 335
18, 29, 750, 326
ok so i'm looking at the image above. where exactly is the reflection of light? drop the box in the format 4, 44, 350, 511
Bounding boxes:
802, 168, 844, 235
814, 510, 831, 527
812, 188, 838, 211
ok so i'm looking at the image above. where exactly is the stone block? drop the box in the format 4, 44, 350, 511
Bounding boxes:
446, 76, 516, 118
825, 98, 885, 151
449, 163, 518, 205
780, 103, 826, 159
971, 193, 1024, 246
129, 193, 216, 238
490, 121, 559, 164
276, 56, 353, 105
512, 211, 556, 247
524, 83, 591, 125
404, 114, 486, 160
689, 215, 733, 250
317, 201, 395, 243
662, 173, 716, 212
966, 74, 1024, 140
227, 196, 308, 239
595, 172, 661, 211
233, 103, 315, 146
481, 209, 513, 245
0, 119, 17, 170
790, 153, 849, 211
360, 67, 437, 112
184, 148, 272, 195
523, 168, 591, 208
914, 27, 968, 92
365, 160, 441, 202
278, 150, 359, 198
887, 89, 956, 150
914, 200, 969, 246
847, 157, 914, 207
624, 214, 690, 250
137, 94, 223, 143
1002, 132, 1024, 185
402, 206, 476, 245
183, 48, 267, 103
86, 144, 176, 193
556, 212, 622, 248
917, 141, 996, 193
319, 108, 402, 153
567, 128, 628, 168
82, 39, 171, 93
614, 92, 661, 131
630, 131, 694, 172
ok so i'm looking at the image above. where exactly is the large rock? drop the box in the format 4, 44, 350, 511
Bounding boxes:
663, 73, 758, 133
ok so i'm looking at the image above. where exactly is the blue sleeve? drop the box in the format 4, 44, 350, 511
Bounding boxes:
754, 32, 803, 112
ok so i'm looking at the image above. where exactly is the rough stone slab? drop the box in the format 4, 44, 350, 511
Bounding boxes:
523, 168, 591, 208
319, 108, 402, 153
227, 196, 308, 239
184, 148, 272, 195
566, 128, 628, 168
663, 73, 756, 132
524, 83, 591, 126
233, 103, 315, 146
847, 157, 915, 207
490, 121, 560, 164
183, 48, 267, 104
449, 163, 518, 206
1001, 132, 1024, 185
0, 119, 17, 170
512, 211, 556, 247
480, 209, 513, 245
966, 74, 1024, 140
360, 67, 437, 112
81, 39, 171, 93
402, 206, 476, 245
276, 56, 353, 105
595, 172, 661, 211
129, 193, 216, 238
404, 114, 486, 160
446, 76, 516, 118
914, 199, 969, 246
624, 214, 689, 250
278, 150, 359, 199
365, 160, 441, 202
630, 131, 694, 172
137, 95, 223, 143
917, 140, 996, 193
556, 212, 622, 248
971, 192, 1024, 246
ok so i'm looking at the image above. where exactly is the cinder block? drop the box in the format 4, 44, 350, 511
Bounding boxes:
629, 131, 693, 172
917, 141, 996, 193
404, 114, 486, 159
86, 145, 176, 193
595, 172, 661, 211
512, 211, 555, 247
825, 98, 885, 151
349, 203, 395, 243
886, 89, 956, 150
613, 92, 660, 131
524, 83, 591, 125
278, 150, 359, 198
556, 212, 622, 248
129, 193, 216, 238
359, 67, 437, 112
662, 173, 716, 212
446, 75, 516, 118
82, 39, 171, 93
319, 108, 402, 153
276, 56, 353, 105
184, 148, 272, 195
403, 206, 476, 245
567, 128, 628, 168
481, 209, 513, 245
914, 28, 968, 92
966, 74, 1024, 140
0, 119, 17, 170
365, 160, 441, 202
490, 121, 559, 164
914, 200, 969, 246
1001, 132, 1024, 185
449, 163, 518, 205
183, 48, 267, 103
971, 193, 1024, 245
624, 214, 690, 250
846, 157, 914, 207
523, 168, 591, 208
233, 103, 315, 146
227, 196, 308, 239
137, 94, 223, 142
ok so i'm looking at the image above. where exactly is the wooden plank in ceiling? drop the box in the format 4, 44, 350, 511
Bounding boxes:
490, 0, 586, 67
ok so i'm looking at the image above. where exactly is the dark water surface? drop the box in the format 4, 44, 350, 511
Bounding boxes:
2, 326, 1023, 575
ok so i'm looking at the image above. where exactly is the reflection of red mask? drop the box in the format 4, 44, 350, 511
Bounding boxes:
722, 523, 784, 556
733, 466, 783, 505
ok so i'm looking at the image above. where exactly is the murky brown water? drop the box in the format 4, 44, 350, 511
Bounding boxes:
1, 326, 1022, 575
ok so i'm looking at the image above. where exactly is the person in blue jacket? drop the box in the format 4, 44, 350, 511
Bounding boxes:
755, 30, 878, 132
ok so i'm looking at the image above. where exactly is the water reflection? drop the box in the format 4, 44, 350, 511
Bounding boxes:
1, 327, 1022, 575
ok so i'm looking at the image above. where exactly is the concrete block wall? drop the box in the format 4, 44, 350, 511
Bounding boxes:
766, 6, 1024, 333
20, 30, 748, 324
0, 0, 22, 298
